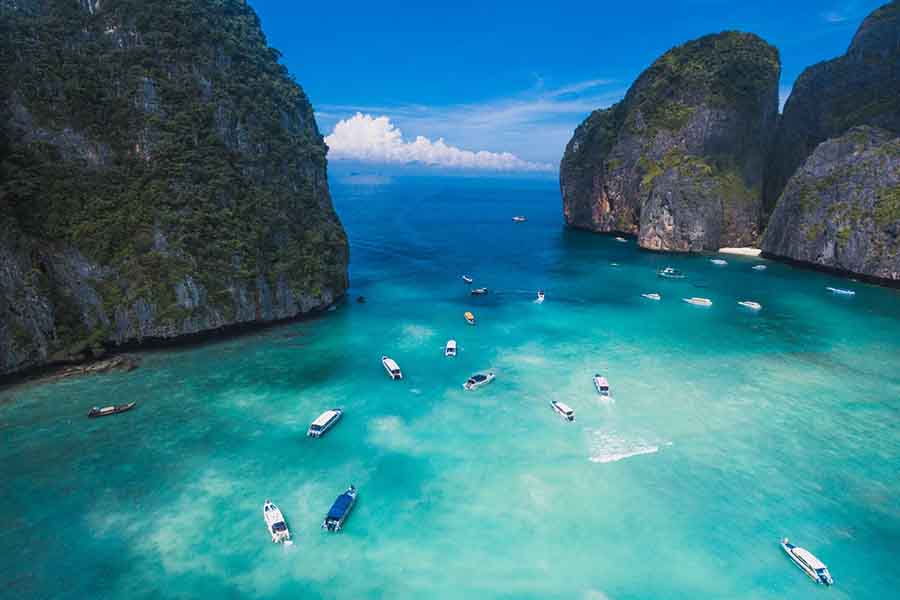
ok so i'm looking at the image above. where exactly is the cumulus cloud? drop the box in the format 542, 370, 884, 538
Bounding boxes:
324, 112, 554, 172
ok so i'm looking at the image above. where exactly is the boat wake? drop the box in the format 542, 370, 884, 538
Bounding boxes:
588, 430, 666, 463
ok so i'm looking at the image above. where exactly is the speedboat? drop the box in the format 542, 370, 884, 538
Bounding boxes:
535, 290, 545, 304
657, 267, 685, 279
641, 292, 661, 301
88, 402, 136, 418
307, 408, 343, 438
471, 287, 489, 296
752, 264, 767, 271
463, 371, 495, 390
445, 339, 457, 357
464, 311, 476, 325
381, 355, 402, 380
593, 374, 610, 396
512, 215, 527, 222
710, 258, 728, 266
780, 538, 833, 585
610, 262, 620, 267
826, 286, 855, 296
615, 237, 627, 242
461, 275, 473, 284
322, 486, 357, 532
683, 297, 712, 307
550, 400, 575, 422
263, 500, 292, 544
738, 300, 762, 311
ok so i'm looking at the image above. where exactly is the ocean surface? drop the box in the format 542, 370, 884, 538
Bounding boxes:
2, 174, 899, 599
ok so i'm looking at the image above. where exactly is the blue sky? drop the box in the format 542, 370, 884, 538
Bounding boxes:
250, 0, 885, 171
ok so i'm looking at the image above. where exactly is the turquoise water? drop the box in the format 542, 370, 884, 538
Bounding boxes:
2, 175, 899, 599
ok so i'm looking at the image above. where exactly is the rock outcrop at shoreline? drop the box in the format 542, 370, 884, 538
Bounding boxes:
560, 32, 780, 251
0, 0, 349, 376
762, 127, 900, 281
764, 2, 900, 213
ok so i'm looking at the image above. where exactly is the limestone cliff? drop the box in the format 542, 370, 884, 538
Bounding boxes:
761, 127, 900, 282
0, 0, 349, 376
764, 1, 900, 213
560, 32, 780, 251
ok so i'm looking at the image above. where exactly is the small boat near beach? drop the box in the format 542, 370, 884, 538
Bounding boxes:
826, 286, 855, 296
641, 292, 661, 301
710, 258, 728, 266
464, 311, 476, 325
463, 371, 495, 390
445, 339, 457, 357
752, 264, 767, 271
738, 300, 762, 311
658, 267, 686, 279
307, 408, 343, 438
461, 275, 473, 284
683, 297, 712, 307
322, 486, 357, 532
471, 287, 489, 296
88, 402, 136, 418
535, 290, 545, 304
615, 237, 627, 243
550, 400, 575, 422
780, 538, 833, 585
381, 356, 403, 380
263, 500, 292, 544
593, 374, 610, 397
512, 215, 527, 222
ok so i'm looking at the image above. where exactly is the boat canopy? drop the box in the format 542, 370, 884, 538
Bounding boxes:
793, 548, 827, 570
327, 494, 354, 520
383, 357, 400, 370
597, 377, 609, 387
272, 521, 287, 532
311, 410, 339, 428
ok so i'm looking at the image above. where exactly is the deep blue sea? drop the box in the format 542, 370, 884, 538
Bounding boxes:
1, 174, 899, 599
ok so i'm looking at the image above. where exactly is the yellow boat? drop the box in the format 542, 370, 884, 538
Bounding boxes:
464, 311, 476, 325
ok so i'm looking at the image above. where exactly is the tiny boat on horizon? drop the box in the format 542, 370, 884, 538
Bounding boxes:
641, 292, 661, 301
382, 356, 403, 380
263, 500, 292, 544
550, 400, 575, 422
307, 408, 343, 438
512, 215, 527, 222
752, 264, 767, 271
471, 287, 489, 296
464, 311, 476, 325
463, 371, 495, 390
683, 297, 712, 307
658, 267, 686, 279
322, 486, 357, 532
780, 538, 833, 585
535, 290, 545, 304
88, 402, 136, 418
593, 374, 610, 397
738, 300, 762, 311
826, 286, 855, 296
462, 275, 474, 284
445, 339, 457, 357
710, 258, 728, 266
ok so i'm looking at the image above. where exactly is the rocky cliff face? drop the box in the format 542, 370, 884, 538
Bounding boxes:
761, 127, 900, 281
560, 32, 780, 251
0, 0, 349, 376
764, 1, 900, 213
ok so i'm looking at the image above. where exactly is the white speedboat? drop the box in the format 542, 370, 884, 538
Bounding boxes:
512, 215, 527, 222
263, 500, 292, 544
461, 275, 473, 284
550, 400, 575, 421
780, 538, 833, 585
615, 236, 627, 243
535, 290, 545, 304
471, 287, 489, 296
710, 258, 728, 266
445, 339, 457, 357
658, 267, 685, 279
826, 286, 855, 296
641, 292, 661, 301
463, 371, 495, 390
752, 264, 767, 271
683, 297, 712, 307
307, 408, 343, 438
738, 300, 762, 311
593, 374, 610, 396
382, 356, 402, 380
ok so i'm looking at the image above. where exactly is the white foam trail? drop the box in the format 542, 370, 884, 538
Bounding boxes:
590, 446, 659, 463
588, 430, 664, 463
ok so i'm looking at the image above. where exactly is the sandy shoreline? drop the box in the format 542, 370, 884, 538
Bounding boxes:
717, 247, 762, 257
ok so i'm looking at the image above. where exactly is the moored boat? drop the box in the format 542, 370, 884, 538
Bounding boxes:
322, 486, 357, 532
826, 286, 855, 296
471, 287, 489, 296
445, 339, 457, 357
307, 408, 343, 438
550, 400, 575, 421
593, 374, 610, 396
463, 371, 495, 390
512, 215, 527, 222
657, 267, 686, 279
641, 292, 661, 301
464, 311, 476, 325
263, 500, 292, 544
780, 538, 833, 585
382, 356, 403, 380
710, 258, 728, 266
738, 300, 762, 311
752, 264, 767, 271
683, 297, 712, 307
615, 236, 627, 242
535, 290, 545, 304
88, 402, 136, 418
462, 275, 473, 284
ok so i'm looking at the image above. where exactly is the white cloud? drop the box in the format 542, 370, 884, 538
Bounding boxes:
325, 112, 554, 172
821, 10, 848, 23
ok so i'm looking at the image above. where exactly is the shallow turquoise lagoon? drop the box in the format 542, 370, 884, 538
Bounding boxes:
2, 175, 899, 599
